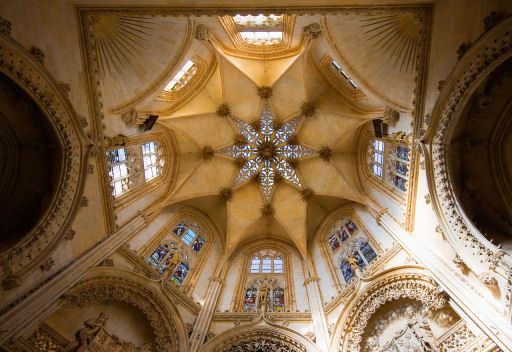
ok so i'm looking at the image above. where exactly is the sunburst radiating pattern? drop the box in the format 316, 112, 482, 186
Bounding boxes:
361, 13, 422, 74
218, 100, 316, 203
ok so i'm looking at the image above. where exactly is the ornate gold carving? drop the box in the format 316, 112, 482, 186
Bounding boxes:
257, 86, 273, 99
300, 187, 314, 201
202, 146, 215, 161
216, 103, 232, 118
338, 274, 447, 352
304, 23, 321, 39
319, 145, 332, 162
219, 186, 234, 201
260, 204, 275, 216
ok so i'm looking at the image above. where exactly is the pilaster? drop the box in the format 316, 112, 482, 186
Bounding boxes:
304, 276, 330, 351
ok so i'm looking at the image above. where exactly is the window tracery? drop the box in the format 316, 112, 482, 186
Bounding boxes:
321, 214, 380, 286
232, 14, 284, 46
243, 277, 285, 312
249, 250, 284, 274
145, 219, 206, 287
367, 137, 411, 194
163, 60, 197, 93
106, 148, 133, 197
142, 141, 164, 181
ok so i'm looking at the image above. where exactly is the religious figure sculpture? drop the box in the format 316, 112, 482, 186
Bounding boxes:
404, 307, 439, 352
347, 254, 361, 274
258, 284, 270, 310
63, 312, 107, 352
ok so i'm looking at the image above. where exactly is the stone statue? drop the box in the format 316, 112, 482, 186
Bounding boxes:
258, 285, 270, 309
347, 255, 361, 273
63, 312, 107, 352
404, 307, 439, 352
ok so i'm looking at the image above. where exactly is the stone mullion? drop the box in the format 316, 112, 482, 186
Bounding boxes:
189, 277, 224, 352
319, 239, 343, 293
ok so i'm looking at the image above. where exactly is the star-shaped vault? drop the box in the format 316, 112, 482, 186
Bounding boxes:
218, 99, 316, 203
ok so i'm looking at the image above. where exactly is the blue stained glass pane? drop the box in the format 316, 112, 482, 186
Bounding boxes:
353, 251, 366, 270
192, 235, 205, 253
273, 288, 285, 312
244, 288, 257, 311
345, 220, 358, 234
393, 175, 407, 192
146, 244, 168, 268
171, 262, 189, 286
173, 221, 187, 237
361, 242, 378, 263
395, 161, 408, 176
182, 229, 196, 246
340, 260, 354, 284
396, 146, 410, 161
329, 234, 340, 251
338, 229, 349, 242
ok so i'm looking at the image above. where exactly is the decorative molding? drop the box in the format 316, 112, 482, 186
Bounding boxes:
63, 276, 183, 352
335, 273, 447, 352
424, 16, 512, 276
0, 21, 89, 283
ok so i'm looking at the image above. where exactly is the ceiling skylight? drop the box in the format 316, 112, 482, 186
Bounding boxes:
164, 60, 197, 92
233, 14, 284, 46
240, 32, 283, 46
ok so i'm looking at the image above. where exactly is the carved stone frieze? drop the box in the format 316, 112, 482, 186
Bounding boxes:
64, 277, 180, 352
338, 274, 447, 352
214, 329, 308, 352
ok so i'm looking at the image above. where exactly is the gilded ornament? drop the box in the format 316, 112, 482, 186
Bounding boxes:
219, 186, 234, 201
216, 103, 231, 118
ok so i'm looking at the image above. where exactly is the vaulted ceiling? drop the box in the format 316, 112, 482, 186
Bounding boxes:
78, 6, 430, 258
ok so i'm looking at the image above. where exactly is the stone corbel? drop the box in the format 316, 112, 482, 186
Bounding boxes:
304, 23, 321, 40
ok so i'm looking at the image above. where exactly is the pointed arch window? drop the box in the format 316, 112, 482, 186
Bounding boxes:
332, 60, 358, 89
371, 139, 384, 177
145, 219, 207, 287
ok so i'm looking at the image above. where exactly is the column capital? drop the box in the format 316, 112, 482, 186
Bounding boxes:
209, 276, 224, 284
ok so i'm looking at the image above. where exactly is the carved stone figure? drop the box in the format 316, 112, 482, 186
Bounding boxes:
63, 312, 107, 352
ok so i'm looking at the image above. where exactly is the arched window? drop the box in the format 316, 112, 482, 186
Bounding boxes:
248, 250, 284, 274
367, 137, 411, 193
145, 219, 206, 287
163, 60, 197, 93
331, 60, 358, 89
107, 148, 131, 197
243, 278, 284, 312
106, 138, 167, 199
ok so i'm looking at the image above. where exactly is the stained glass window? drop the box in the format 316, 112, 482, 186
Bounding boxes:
244, 287, 258, 311
191, 235, 204, 253
171, 262, 189, 286
262, 257, 272, 273
273, 288, 285, 312
146, 244, 168, 268
163, 60, 197, 93
395, 161, 408, 176
340, 260, 354, 284
345, 220, 358, 234
361, 241, 378, 263
393, 175, 407, 192
396, 146, 410, 161
274, 257, 283, 273
158, 253, 174, 274
142, 142, 162, 181
173, 221, 187, 237
107, 148, 130, 197
182, 229, 196, 246
250, 257, 261, 273
353, 251, 366, 270
329, 234, 340, 252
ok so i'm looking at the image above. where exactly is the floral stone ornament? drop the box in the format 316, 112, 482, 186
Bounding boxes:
218, 98, 316, 202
